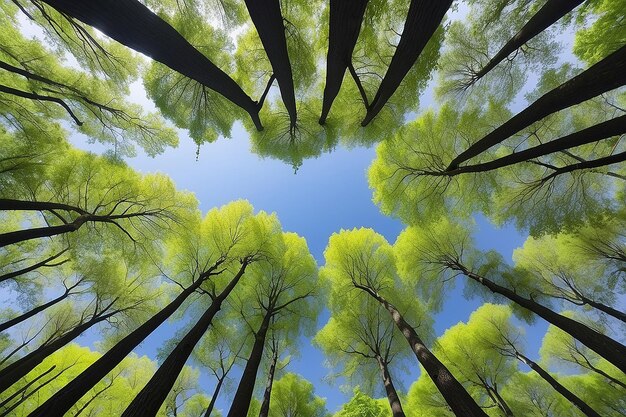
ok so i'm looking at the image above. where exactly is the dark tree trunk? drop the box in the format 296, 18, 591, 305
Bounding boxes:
0, 199, 85, 214
515, 351, 602, 417
121, 261, 250, 417
354, 284, 488, 417
0, 291, 70, 332
27, 259, 226, 417
0, 365, 55, 409
244, 0, 297, 129
376, 356, 406, 417
361, 0, 452, 126
0, 218, 87, 248
258, 349, 278, 417
203, 377, 225, 417
0, 366, 66, 417
581, 296, 626, 324
0, 247, 69, 284
442, 115, 626, 176
468, 0, 585, 85
456, 265, 626, 373
447, 44, 626, 170
225, 309, 273, 417
488, 386, 514, 417
319, 0, 369, 124
39, 0, 263, 130
0, 311, 114, 394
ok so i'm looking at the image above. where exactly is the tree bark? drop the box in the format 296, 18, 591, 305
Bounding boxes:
225, 309, 273, 417
440, 115, 626, 176
455, 265, 626, 373
515, 351, 602, 417
0, 365, 55, 409
244, 0, 297, 129
0, 311, 115, 394
0, 291, 70, 332
580, 296, 626, 324
39, 0, 263, 130
120, 261, 250, 417
353, 283, 488, 417
376, 356, 406, 417
467, 0, 585, 86
488, 385, 514, 416
0, 218, 87, 248
447, 44, 626, 170
0, 247, 69, 284
27, 259, 226, 417
361, 0, 452, 126
203, 377, 225, 417
258, 348, 278, 417
319, 0, 369, 124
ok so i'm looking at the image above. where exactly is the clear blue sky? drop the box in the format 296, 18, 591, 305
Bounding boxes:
74, 116, 534, 413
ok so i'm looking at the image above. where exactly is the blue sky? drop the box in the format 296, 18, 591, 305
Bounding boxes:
74, 114, 534, 413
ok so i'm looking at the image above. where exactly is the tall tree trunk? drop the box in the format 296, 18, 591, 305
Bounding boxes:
39, 0, 263, 130
515, 351, 602, 417
0, 247, 69, 283
203, 377, 225, 417
361, 0, 452, 126
120, 261, 250, 417
376, 356, 406, 417
488, 385, 514, 417
447, 44, 626, 170
0, 218, 87, 248
353, 283, 488, 417
0, 311, 114, 394
319, 0, 369, 124
580, 296, 626, 324
244, 0, 297, 129
225, 309, 273, 417
0, 199, 85, 213
0, 366, 67, 417
467, 0, 585, 86
454, 264, 626, 373
258, 348, 279, 417
0, 365, 55, 409
27, 259, 226, 417
442, 115, 626, 176
0, 291, 70, 332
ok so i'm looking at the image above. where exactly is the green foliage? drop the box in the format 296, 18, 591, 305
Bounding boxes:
333, 389, 390, 417
269, 373, 329, 417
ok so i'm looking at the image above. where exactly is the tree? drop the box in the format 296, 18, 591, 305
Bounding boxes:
267, 373, 328, 417
321, 228, 488, 417
394, 219, 626, 373
224, 232, 319, 417
333, 389, 390, 417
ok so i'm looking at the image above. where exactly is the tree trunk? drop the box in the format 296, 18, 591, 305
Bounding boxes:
515, 351, 602, 417
0, 199, 85, 213
225, 309, 273, 417
447, 44, 626, 170
203, 377, 225, 417
468, 0, 585, 85
27, 259, 226, 417
488, 385, 514, 417
442, 115, 626, 176
258, 349, 278, 417
353, 284, 488, 417
0, 365, 55, 409
121, 261, 250, 417
0, 247, 69, 284
0, 366, 66, 417
39, 0, 262, 130
0, 311, 114, 394
319, 0, 369, 124
361, 0, 452, 126
376, 356, 406, 417
581, 296, 626, 324
244, 0, 297, 129
0, 291, 69, 332
0, 218, 87, 248
457, 266, 626, 373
